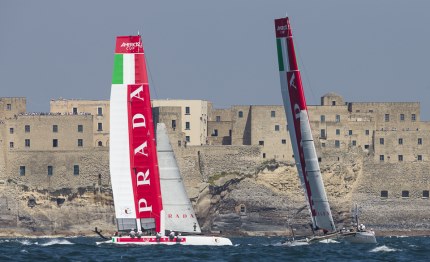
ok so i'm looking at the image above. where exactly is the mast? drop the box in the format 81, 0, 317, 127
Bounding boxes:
274, 17, 336, 232
110, 35, 164, 232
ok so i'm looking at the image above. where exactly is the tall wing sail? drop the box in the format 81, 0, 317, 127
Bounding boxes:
110, 35, 164, 232
157, 123, 202, 233
274, 17, 336, 232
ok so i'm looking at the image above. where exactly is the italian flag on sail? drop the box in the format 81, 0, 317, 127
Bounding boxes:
112, 36, 148, 85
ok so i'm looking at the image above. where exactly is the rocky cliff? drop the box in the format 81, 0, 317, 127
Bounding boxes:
1, 143, 429, 237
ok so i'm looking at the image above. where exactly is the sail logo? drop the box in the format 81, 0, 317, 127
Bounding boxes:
121, 41, 143, 51
167, 213, 196, 219
288, 73, 301, 120
129, 84, 153, 215
277, 25, 288, 32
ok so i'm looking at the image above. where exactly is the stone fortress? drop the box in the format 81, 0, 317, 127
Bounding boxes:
0, 93, 429, 237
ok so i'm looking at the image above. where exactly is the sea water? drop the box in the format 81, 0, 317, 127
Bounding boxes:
0, 236, 429, 261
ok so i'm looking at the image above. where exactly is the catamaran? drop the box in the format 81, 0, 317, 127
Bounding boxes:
109, 35, 232, 246
274, 16, 376, 244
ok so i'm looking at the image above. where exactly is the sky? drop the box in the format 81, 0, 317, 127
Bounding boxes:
1, 0, 430, 119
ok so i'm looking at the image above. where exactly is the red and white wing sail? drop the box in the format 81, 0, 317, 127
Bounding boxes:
275, 17, 336, 232
110, 36, 163, 232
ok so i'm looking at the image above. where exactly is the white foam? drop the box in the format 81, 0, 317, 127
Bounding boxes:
283, 240, 309, 247
19, 239, 33, 246
96, 240, 112, 245
319, 239, 339, 244
39, 239, 74, 246
369, 245, 399, 253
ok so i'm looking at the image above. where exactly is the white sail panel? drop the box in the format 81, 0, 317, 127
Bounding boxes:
110, 84, 136, 219
156, 123, 202, 233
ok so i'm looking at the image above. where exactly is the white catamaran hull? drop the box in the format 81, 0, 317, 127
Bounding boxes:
111, 236, 233, 246
342, 231, 377, 244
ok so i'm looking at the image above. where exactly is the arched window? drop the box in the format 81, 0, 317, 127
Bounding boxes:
98, 141, 103, 147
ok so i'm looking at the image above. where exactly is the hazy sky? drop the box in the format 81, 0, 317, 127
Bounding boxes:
1, 0, 430, 119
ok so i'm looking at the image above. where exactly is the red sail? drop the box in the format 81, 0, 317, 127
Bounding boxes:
116, 35, 163, 232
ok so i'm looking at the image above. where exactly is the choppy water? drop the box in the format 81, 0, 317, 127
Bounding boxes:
0, 236, 429, 261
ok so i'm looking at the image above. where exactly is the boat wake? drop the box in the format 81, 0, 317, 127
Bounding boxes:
96, 240, 113, 245
369, 245, 400, 253
319, 239, 339, 244
282, 241, 309, 247
39, 239, 74, 246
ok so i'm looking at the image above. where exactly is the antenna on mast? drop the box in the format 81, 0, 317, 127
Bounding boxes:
137, 30, 140, 36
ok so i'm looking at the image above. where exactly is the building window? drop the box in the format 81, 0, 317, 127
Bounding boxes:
336, 129, 340, 135
282, 139, 286, 144
321, 115, 325, 122
380, 138, 384, 145
6, 103, 11, 110
216, 116, 221, 122
9, 128, 14, 134
418, 138, 422, 145
9, 142, 14, 148
98, 141, 103, 147
320, 129, 326, 138
364, 145, 369, 149
185, 136, 190, 142
238, 111, 243, 118
25, 125, 30, 133
53, 125, 58, 133
73, 107, 78, 115
271, 111, 276, 117
402, 190, 409, 198
348, 130, 353, 136
335, 115, 340, 122
335, 140, 340, 148
212, 129, 218, 137
385, 114, 390, 122
398, 138, 403, 145
352, 140, 356, 146
332, 101, 336, 106
53, 139, 58, 148
275, 125, 280, 131
171, 120, 176, 130
423, 190, 429, 198
418, 155, 423, 161
48, 166, 53, 176
381, 190, 388, 198
178, 140, 182, 147
259, 141, 264, 146
78, 125, 83, 132
412, 114, 416, 121
78, 139, 83, 147
322, 143, 326, 147
25, 139, 30, 148
185, 106, 190, 115
262, 153, 266, 158
97, 107, 103, 116
73, 165, 79, 175
380, 155, 385, 161
365, 130, 369, 136
98, 123, 103, 131
400, 114, 405, 121
398, 155, 403, 161
20, 166, 25, 176
185, 122, 190, 130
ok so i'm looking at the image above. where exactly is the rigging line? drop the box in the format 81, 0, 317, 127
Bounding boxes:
295, 38, 317, 106
145, 53, 159, 100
